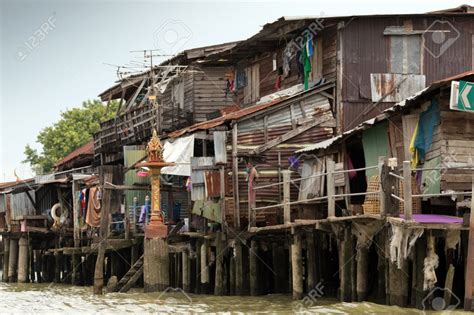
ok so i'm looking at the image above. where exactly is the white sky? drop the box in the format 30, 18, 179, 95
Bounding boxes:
0, 0, 469, 181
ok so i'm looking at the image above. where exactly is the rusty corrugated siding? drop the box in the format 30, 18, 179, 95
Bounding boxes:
341, 15, 474, 131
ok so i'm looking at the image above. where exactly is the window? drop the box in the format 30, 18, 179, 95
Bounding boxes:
385, 25, 422, 74
243, 64, 260, 104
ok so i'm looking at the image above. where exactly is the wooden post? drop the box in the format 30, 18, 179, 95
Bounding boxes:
402, 161, 413, 221
3, 236, 9, 282
232, 123, 240, 229
378, 156, 386, 216
306, 231, 317, 292
356, 246, 369, 301
248, 174, 257, 229
7, 238, 18, 283
464, 175, 474, 310
18, 236, 29, 283
249, 239, 258, 296
291, 230, 303, 300
282, 170, 291, 224
93, 167, 114, 294
72, 179, 80, 285
230, 253, 236, 295
339, 225, 352, 302
235, 240, 243, 295
201, 239, 209, 294
327, 160, 336, 218
220, 166, 226, 224
182, 250, 190, 292
215, 231, 224, 295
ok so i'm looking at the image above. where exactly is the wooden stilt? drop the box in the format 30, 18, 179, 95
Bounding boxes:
306, 231, 316, 292
214, 232, 224, 295
200, 239, 210, 294
182, 250, 190, 292
415, 235, 427, 309
34, 250, 42, 283
7, 238, 18, 283
339, 225, 352, 302
356, 246, 369, 301
272, 242, 286, 293
249, 239, 258, 296
195, 240, 201, 294
17, 236, 29, 283
291, 231, 303, 300
29, 242, 34, 283
3, 237, 9, 282
235, 240, 243, 295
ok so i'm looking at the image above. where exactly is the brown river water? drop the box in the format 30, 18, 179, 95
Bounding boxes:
0, 282, 471, 314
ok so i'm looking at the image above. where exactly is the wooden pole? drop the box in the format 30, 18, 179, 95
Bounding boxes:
402, 161, 413, 221
327, 160, 336, 218
215, 231, 224, 295
339, 225, 352, 302
3, 236, 9, 282
306, 231, 317, 292
248, 174, 256, 229
356, 246, 369, 301
272, 242, 286, 293
282, 170, 291, 224
72, 179, 80, 285
230, 253, 236, 295
8, 238, 18, 283
201, 239, 209, 293
235, 240, 243, 295
378, 156, 386, 216
464, 175, 474, 310
93, 167, 114, 294
17, 236, 29, 283
182, 250, 190, 292
291, 230, 303, 300
232, 123, 240, 229
249, 239, 258, 296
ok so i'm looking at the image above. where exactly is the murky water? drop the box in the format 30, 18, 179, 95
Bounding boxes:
0, 282, 471, 314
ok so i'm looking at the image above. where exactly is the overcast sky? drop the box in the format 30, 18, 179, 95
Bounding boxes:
0, 0, 465, 181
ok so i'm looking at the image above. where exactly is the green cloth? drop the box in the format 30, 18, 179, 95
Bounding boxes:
362, 121, 390, 177
301, 36, 312, 90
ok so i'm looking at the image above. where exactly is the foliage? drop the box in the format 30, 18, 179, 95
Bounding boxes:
24, 99, 119, 173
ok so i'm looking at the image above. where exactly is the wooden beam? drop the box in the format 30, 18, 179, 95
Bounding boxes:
250, 115, 332, 155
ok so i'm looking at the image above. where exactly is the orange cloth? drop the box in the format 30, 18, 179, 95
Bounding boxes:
85, 187, 101, 227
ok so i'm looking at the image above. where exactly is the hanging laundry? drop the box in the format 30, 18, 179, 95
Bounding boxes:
409, 122, 420, 168
414, 99, 440, 162
139, 196, 151, 224
300, 34, 312, 90
85, 187, 101, 227
282, 42, 294, 78
274, 75, 282, 90
347, 156, 357, 179
235, 69, 247, 89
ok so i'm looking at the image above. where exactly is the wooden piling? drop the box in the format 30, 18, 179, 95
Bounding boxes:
235, 240, 243, 295
3, 237, 9, 282
414, 235, 427, 309
291, 231, 303, 300
249, 239, 259, 296
182, 250, 190, 292
144, 237, 169, 292
214, 231, 225, 295
18, 235, 29, 283
230, 254, 236, 295
339, 225, 352, 302
8, 238, 18, 283
272, 242, 286, 293
356, 246, 369, 301
306, 231, 317, 292
200, 239, 210, 293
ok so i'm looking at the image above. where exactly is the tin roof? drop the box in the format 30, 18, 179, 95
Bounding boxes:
297, 70, 474, 154
54, 140, 94, 168
167, 81, 335, 138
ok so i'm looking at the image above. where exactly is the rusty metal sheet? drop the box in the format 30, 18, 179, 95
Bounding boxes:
370, 73, 426, 102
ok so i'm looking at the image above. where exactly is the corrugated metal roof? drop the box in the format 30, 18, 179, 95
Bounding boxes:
167, 82, 334, 138
297, 70, 474, 154
54, 140, 94, 167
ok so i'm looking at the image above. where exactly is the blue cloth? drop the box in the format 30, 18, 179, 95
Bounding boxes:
414, 99, 440, 161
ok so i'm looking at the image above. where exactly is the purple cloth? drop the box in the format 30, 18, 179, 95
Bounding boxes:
139, 205, 150, 223
400, 214, 463, 224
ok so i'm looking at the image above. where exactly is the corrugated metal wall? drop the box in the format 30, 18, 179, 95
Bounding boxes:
10, 191, 36, 220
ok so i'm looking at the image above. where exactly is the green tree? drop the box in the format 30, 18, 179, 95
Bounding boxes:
24, 99, 119, 173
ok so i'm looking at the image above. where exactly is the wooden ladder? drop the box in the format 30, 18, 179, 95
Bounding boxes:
114, 254, 144, 293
